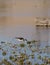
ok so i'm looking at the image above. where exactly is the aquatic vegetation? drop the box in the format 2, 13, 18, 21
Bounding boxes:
0, 40, 50, 65
34, 63, 39, 65
47, 58, 50, 64
26, 61, 32, 65
31, 48, 37, 52
20, 53, 29, 60
29, 54, 34, 59
12, 51, 16, 54
20, 43, 25, 48
2, 51, 7, 56
9, 56, 14, 60
31, 40, 38, 43
27, 41, 31, 45
37, 55, 41, 59
41, 64, 45, 65
0, 47, 2, 50
16, 56, 25, 65
2, 58, 12, 65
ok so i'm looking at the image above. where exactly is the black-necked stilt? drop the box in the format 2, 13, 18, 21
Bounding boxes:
15, 37, 27, 42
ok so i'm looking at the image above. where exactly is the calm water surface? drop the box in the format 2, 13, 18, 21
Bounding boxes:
0, 21, 35, 42
0, 22, 50, 44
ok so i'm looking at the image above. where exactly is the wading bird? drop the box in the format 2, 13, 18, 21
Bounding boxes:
15, 37, 27, 42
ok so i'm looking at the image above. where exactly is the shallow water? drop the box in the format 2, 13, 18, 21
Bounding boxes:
0, 41, 50, 65
0, 22, 50, 64
0, 0, 50, 65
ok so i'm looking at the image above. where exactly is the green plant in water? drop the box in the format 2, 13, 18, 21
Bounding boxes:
2, 58, 12, 65
0, 62, 2, 65
14, 55, 18, 57
42, 56, 48, 64
31, 49, 36, 53
26, 61, 32, 65
31, 55, 34, 59
20, 53, 29, 60
2, 51, 7, 56
27, 41, 32, 49
20, 43, 25, 48
17, 57, 24, 65
29, 54, 34, 59
45, 45, 48, 48
27, 41, 31, 45
31, 40, 38, 43
12, 51, 16, 54
9, 55, 15, 62
47, 58, 50, 64
37, 55, 41, 60
34, 63, 39, 65
41, 64, 45, 65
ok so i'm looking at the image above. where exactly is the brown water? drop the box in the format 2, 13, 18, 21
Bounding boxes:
0, 0, 50, 43
0, 20, 36, 41
0, 20, 50, 45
